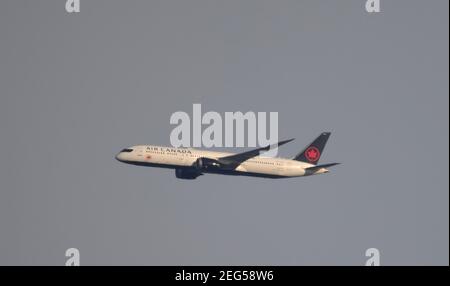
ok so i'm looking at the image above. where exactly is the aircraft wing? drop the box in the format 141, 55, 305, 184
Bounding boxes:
216, 138, 295, 169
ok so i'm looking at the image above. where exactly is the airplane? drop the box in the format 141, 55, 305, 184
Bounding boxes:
115, 132, 339, 179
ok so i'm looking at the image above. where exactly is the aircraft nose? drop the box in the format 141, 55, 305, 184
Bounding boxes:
116, 147, 134, 162
115, 152, 125, 162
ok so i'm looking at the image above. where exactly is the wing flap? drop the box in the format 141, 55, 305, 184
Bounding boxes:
217, 138, 295, 168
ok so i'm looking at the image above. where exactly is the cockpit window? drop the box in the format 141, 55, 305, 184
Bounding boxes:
121, 148, 134, 153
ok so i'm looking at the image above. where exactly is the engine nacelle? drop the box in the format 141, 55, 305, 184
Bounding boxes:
175, 168, 201, 180
193, 157, 222, 170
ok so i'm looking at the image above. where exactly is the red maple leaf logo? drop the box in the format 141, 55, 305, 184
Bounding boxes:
305, 147, 320, 162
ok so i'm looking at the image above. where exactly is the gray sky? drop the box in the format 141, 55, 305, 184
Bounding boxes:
0, 0, 448, 265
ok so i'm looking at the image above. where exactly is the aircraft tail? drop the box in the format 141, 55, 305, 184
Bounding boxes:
293, 132, 331, 164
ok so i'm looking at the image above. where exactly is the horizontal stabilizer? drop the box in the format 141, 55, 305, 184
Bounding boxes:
304, 163, 340, 174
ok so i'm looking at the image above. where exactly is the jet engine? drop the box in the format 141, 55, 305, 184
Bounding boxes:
193, 157, 222, 170
175, 168, 202, 179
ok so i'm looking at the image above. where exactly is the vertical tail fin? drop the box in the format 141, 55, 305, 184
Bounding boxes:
293, 132, 331, 164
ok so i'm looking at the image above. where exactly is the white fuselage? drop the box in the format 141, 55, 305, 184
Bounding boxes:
116, 145, 330, 178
